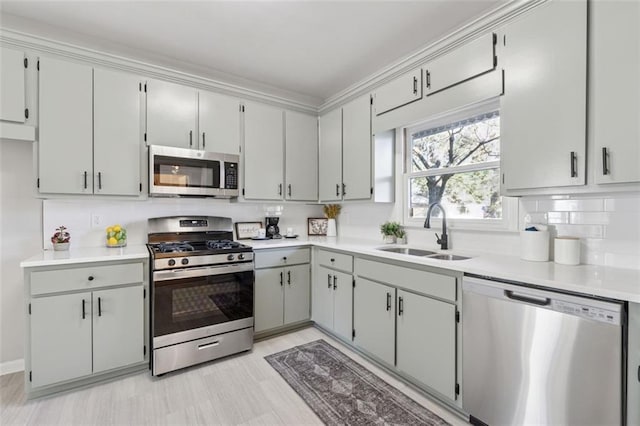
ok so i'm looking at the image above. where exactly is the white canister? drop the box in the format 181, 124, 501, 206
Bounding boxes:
554, 237, 580, 265
520, 230, 550, 262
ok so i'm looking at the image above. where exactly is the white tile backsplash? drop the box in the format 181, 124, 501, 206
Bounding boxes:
569, 212, 610, 225
537, 198, 604, 212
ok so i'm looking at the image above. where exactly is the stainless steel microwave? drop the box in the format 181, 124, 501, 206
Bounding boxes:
149, 145, 239, 198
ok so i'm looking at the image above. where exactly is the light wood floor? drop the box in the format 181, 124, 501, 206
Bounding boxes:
0, 327, 469, 425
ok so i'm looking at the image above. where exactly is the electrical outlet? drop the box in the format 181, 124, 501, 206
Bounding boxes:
91, 214, 103, 228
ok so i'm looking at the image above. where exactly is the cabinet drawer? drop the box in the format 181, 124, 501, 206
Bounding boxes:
254, 247, 310, 269
316, 249, 353, 273
31, 262, 144, 296
355, 258, 456, 302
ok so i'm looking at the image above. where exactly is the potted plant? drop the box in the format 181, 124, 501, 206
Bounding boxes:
380, 221, 401, 244
395, 228, 407, 245
323, 204, 341, 237
51, 225, 70, 251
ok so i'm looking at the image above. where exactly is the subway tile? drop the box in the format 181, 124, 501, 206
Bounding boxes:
519, 199, 538, 213
569, 212, 610, 225
537, 198, 604, 212
553, 224, 604, 239
604, 195, 640, 212
547, 212, 569, 224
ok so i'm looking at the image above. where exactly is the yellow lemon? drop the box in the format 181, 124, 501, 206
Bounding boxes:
107, 237, 118, 246
113, 225, 121, 232
106, 226, 113, 234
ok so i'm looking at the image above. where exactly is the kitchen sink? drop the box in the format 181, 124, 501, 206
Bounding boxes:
377, 247, 437, 256
425, 253, 471, 261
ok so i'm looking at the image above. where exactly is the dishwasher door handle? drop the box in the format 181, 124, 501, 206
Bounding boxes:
505, 290, 551, 306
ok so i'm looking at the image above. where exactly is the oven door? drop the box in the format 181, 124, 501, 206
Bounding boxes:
152, 262, 254, 348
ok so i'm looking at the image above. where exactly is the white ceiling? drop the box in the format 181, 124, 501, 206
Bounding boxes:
0, 1, 505, 104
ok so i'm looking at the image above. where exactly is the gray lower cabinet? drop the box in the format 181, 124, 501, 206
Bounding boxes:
24, 259, 148, 397
353, 278, 395, 366
254, 248, 311, 334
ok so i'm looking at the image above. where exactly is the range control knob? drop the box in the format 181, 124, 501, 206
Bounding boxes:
238, 253, 245, 260
181, 258, 189, 265
168, 259, 176, 267
227, 254, 235, 261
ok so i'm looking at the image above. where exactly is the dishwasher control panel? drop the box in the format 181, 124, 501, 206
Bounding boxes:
552, 300, 621, 325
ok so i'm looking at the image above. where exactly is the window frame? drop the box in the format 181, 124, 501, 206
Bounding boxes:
401, 100, 518, 232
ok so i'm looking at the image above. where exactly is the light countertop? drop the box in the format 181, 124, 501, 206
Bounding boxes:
20, 245, 150, 268
246, 236, 640, 303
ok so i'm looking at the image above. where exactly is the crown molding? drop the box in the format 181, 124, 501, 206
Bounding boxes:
0, 27, 321, 114
319, 0, 547, 114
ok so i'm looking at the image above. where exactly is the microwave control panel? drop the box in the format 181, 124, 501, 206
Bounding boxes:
224, 162, 238, 189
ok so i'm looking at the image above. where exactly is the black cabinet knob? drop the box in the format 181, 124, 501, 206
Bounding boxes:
88, 276, 94, 281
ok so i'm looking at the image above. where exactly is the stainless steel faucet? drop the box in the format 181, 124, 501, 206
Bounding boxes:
424, 202, 448, 250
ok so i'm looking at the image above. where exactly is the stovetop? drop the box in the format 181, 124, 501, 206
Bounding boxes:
149, 239, 251, 256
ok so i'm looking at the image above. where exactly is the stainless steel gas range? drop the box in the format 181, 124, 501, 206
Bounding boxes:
147, 216, 254, 375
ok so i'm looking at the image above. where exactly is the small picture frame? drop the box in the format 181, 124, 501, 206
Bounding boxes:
235, 222, 263, 240
307, 218, 328, 236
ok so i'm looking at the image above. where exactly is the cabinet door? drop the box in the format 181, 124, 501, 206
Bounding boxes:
396, 290, 456, 401
93, 285, 144, 373
342, 95, 371, 200
243, 102, 284, 200
332, 270, 353, 341
312, 265, 334, 330
591, 1, 640, 185
0, 47, 25, 123
285, 111, 318, 201
500, 0, 587, 190
284, 264, 311, 325
93, 68, 142, 196
198, 90, 240, 154
38, 57, 93, 194
254, 268, 285, 333
426, 32, 496, 95
318, 108, 342, 201
146, 79, 197, 148
30, 292, 92, 387
353, 278, 395, 366
373, 67, 422, 115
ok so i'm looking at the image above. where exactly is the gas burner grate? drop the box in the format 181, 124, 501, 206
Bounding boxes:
156, 242, 195, 253
206, 239, 241, 250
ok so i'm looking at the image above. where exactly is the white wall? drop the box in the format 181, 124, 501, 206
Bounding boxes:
0, 141, 41, 369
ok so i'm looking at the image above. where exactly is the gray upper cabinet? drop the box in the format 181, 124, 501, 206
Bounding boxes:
198, 90, 241, 155
93, 68, 142, 196
342, 94, 372, 200
0, 47, 26, 123
318, 108, 342, 202
38, 57, 93, 194
590, 1, 640, 185
353, 278, 395, 366
500, 0, 587, 191
425, 32, 496, 95
285, 110, 318, 201
373, 67, 422, 115
30, 292, 93, 388
243, 101, 284, 200
146, 79, 198, 149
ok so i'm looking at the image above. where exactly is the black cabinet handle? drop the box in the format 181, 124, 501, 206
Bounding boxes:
88, 276, 94, 281
330, 258, 335, 263
202, 132, 206, 149
279, 271, 283, 286
287, 184, 292, 197
386, 292, 391, 311
327, 274, 332, 289
189, 130, 193, 147
413, 76, 418, 95
83, 171, 88, 189
398, 296, 404, 316
97, 172, 102, 190
602, 147, 610, 176
336, 184, 340, 197
570, 151, 578, 177
426, 71, 431, 89
342, 183, 346, 196
98, 297, 102, 317
81, 299, 86, 319
278, 183, 282, 196
287, 270, 291, 285
333, 275, 337, 290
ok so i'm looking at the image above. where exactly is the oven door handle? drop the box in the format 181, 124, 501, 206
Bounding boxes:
153, 262, 254, 282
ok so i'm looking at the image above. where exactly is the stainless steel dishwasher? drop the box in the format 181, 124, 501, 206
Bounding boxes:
462, 276, 625, 426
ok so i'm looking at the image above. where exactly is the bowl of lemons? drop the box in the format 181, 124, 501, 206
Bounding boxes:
106, 224, 127, 247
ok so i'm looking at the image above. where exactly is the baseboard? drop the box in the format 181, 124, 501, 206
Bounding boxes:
0, 358, 25, 376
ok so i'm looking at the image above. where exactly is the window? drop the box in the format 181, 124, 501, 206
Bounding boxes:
404, 105, 515, 229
